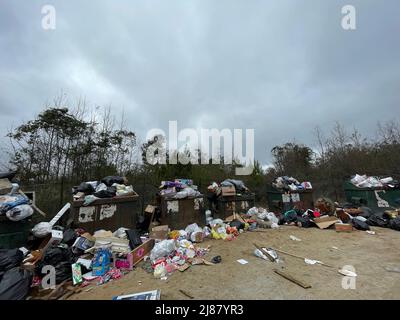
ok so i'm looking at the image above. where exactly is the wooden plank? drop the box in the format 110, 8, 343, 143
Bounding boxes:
273, 269, 311, 289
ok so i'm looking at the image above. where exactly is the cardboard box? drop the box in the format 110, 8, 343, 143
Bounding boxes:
145, 205, 156, 215
313, 216, 339, 229
0, 179, 12, 195
335, 223, 353, 232
149, 225, 169, 240
221, 186, 236, 197
131, 239, 155, 266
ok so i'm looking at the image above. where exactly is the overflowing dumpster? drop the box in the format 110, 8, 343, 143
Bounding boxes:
266, 187, 314, 214
213, 194, 255, 220
70, 194, 141, 234
159, 195, 205, 229
344, 180, 400, 212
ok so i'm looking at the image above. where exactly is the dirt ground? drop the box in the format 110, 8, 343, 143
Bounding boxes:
70, 226, 400, 300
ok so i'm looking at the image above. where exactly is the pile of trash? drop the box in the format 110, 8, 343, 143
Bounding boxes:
159, 179, 202, 200
0, 171, 36, 222
246, 207, 279, 229
272, 176, 312, 192
350, 174, 400, 189
207, 179, 250, 197
276, 199, 400, 232
147, 218, 252, 280
0, 207, 153, 300
72, 176, 136, 205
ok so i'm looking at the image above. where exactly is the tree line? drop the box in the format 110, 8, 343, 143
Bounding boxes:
3, 95, 400, 203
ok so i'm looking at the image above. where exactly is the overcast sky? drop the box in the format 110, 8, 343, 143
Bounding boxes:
0, 0, 399, 167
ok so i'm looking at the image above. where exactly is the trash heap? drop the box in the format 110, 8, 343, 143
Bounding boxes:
147, 213, 270, 280
0, 216, 155, 300
272, 176, 312, 192
0, 172, 35, 222
274, 196, 400, 232
207, 179, 251, 197
245, 207, 280, 229
159, 179, 202, 200
350, 174, 400, 189
72, 176, 136, 205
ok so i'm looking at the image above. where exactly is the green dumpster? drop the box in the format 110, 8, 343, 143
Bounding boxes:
0, 216, 35, 249
344, 181, 400, 212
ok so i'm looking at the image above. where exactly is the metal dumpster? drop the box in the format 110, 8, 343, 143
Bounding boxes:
213, 193, 255, 220
0, 216, 35, 249
344, 181, 400, 212
159, 196, 205, 229
70, 194, 141, 234
266, 187, 314, 214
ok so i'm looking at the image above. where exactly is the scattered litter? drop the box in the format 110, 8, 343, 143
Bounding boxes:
366, 230, 376, 235
289, 235, 302, 241
112, 289, 161, 300
237, 259, 249, 265
304, 258, 323, 265
211, 256, 222, 264
384, 266, 400, 273
338, 268, 357, 277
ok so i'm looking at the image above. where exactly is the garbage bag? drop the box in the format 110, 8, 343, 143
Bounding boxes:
0, 249, 23, 279
352, 219, 370, 231
6, 205, 33, 222
0, 267, 32, 300
367, 213, 389, 228
230, 220, 245, 230
93, 186, 116, 198
150, 240, 177, 262
0, 195, 29, 215
359, 207, 374, 219
54, 261, 73, 284
0, 171, 17, 180
62, 229, 78, 246
297, 216, 313, 228
389, 217, 400, 231
75, 182, 95, 195
101, 176, 126, 187
32, 222, 52, 238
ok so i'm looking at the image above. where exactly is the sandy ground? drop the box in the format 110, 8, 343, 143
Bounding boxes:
70, 226, 400, 300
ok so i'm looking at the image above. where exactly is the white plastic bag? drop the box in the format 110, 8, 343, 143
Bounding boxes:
32, 222, 52, 238
6, 205, 34, 222
150, 239, 177, 261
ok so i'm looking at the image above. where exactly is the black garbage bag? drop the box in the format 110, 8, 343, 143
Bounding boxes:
62, 229, 78, 246
93, 186, 117, 198
126, 229, 143, 250
0, 249, 23, 279
35, 247, 75, 274
54, 261, 72, 284
230, 219, 245, 230
352, 219, 370, 231
359, 207, 374, 219
367, 213, 389, 228
0, 171, 17, 180
0, 267, 32, 300
389, 217, 400, 231
75, 182, 95, 195
101, 176, 125, 187
297, 216, 314, 228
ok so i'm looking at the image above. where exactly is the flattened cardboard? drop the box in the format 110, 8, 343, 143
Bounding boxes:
313, 216, 339, 229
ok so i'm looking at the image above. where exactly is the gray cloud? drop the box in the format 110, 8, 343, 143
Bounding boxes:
0, 0, 399, 166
